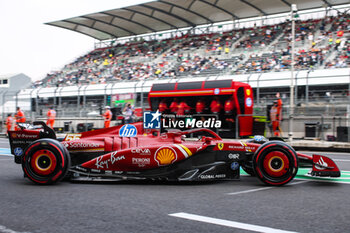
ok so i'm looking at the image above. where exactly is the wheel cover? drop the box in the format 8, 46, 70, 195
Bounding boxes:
262, 151, 289, 177
30, 149, 57, 176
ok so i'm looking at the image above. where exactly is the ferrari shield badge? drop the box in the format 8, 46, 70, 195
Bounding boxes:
218, 143, 224, 150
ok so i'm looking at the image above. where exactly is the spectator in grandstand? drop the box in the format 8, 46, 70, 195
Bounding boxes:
158, 99, 168, 113
195, 99, 206, 114
210, 97, 222, 114
5, 114, 13, 133
123, 103, 134, 124
335, 38, 341, 51
15, 107, 26, 131
102, 106, 112, 128
169, 98, 179, 114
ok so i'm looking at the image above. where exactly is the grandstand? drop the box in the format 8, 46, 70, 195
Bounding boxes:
5, 0, 350, 138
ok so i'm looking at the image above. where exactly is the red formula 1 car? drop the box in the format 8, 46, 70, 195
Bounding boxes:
9, 122, 340, 185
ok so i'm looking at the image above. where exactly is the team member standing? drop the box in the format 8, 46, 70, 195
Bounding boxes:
275, 92, 283, 112
46, 107, 56, 128
102, 106, 112, 128
224, 97, 234, 114
177, 100, 191, 116
169, 98, 179, 114
15, 107, 26, 131
224, 97, 235, 125
210, 97, 222, 114
195, 99, 206, 114
5, 114, 13, 132
158, 99, 168, 113
270, 93, 283, 137
123, 103, 134, 124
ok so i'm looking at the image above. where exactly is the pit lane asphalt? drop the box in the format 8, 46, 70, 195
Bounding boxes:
0, 138, 349, 233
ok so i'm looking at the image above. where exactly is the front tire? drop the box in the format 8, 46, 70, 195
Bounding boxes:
253, 141, 298, 186
22, 139, 70, 185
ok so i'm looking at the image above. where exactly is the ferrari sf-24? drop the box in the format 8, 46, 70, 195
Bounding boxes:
8, 121, 340, 185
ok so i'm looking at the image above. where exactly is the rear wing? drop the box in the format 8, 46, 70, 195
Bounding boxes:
8, 121, 56, 164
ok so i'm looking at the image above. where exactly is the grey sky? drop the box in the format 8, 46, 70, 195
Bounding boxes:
0, 0, 150, 81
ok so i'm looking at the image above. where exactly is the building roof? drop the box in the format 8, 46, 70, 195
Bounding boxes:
46, 0, 349, 40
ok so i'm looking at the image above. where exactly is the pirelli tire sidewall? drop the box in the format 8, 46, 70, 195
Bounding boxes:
253, 141, 298, 186
22, 138, 70, 185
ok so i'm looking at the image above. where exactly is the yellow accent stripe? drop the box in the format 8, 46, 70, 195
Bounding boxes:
69, 148, 105, 152
221, 89, 235, 93
180, 144, 192, 157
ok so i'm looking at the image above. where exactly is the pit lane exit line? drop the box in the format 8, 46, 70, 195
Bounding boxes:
0, 224, 31, 233
226, 180, 308, 195
169, 212, 297, 233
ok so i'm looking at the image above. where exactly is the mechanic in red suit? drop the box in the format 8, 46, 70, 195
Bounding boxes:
210, 97, 222, 114
158, 99, 168, 113
177, 100, 191, 116
224, 97, 234, 114
5, 114, 13, 132
102, 106, 112, 128
196, 98, 206, 114
15, 107, 26, 131
224, 97, 235, 125
169, 98, 179, 114
46, 107, 56, 128
270, 93, 283, 136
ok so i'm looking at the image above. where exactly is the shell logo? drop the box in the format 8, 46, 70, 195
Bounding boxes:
155, 147, 177, 166
246, 89, 251, 96
12, 133, 17, 138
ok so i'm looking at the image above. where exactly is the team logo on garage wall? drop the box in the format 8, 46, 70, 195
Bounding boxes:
218, 143, 224, 150
154, 146, 177, 166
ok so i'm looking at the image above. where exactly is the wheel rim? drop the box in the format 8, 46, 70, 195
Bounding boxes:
30, 149, 57, 176
262, 151, 289, 177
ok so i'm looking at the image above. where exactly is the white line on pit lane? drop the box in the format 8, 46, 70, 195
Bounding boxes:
169, 212, 298, 233
226, 180, 308, 195
0, 154, 13, 157
0, 225, 31, 233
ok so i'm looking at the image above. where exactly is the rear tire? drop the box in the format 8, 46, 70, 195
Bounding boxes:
22, 139, 70, 185
253, 141, 298, 186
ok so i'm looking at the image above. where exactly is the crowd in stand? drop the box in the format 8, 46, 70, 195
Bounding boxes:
176, 55, 231, 75
32, 12, 350, 88
236, 24, 284, 49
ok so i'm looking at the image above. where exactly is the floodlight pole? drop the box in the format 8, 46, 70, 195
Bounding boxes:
289, 4, 297, 142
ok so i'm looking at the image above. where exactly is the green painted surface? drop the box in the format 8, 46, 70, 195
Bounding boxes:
240, 168, 350, 183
